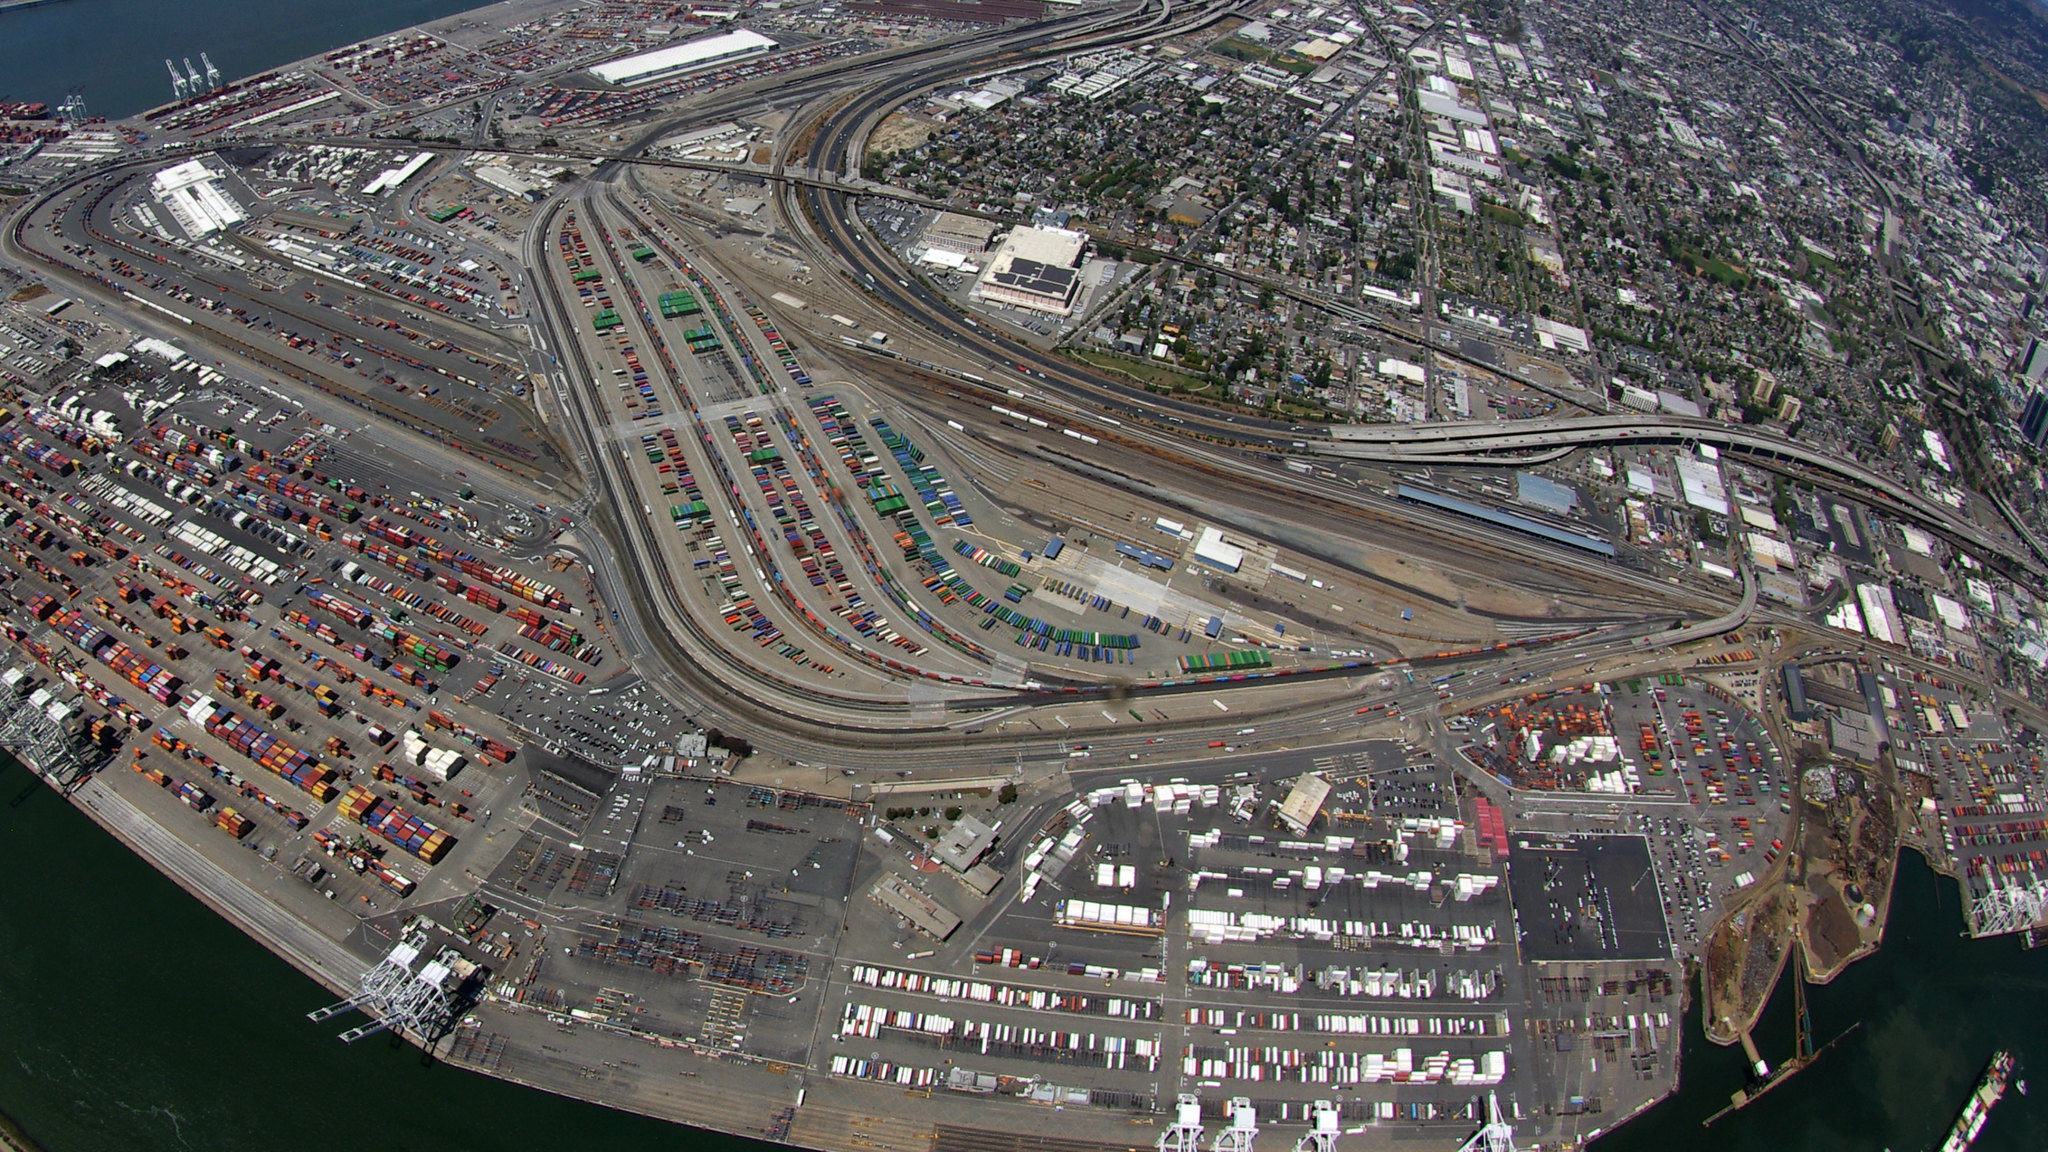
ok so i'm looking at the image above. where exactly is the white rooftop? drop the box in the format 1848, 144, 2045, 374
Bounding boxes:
999, 225, 1087, 268
149, 158, 245, 237
590, 29, 777, 85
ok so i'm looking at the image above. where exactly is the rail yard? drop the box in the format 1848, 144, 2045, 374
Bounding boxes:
1, 0, 2045, 1150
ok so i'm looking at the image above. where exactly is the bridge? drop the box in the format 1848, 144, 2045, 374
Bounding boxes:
1315, 417, 2046, 580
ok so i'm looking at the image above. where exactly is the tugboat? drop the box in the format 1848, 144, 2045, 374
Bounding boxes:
1937, 1050, 2016, 1152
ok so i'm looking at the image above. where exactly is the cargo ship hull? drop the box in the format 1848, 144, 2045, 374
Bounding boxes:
1938, 1049, 2015, 1152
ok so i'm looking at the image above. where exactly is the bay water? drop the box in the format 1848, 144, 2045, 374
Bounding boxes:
0, 0, 508, 119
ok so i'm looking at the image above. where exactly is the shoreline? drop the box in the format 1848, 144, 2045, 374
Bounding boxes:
0, 1107, 44, 1152
56, 772, 358, 1002
4, 746, 812, 1151
0, 0, 2008, 1145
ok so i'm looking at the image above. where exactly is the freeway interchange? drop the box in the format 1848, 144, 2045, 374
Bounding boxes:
4, 5, 2044, 1152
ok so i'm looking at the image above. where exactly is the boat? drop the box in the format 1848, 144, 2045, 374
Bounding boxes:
1937, 1049, 2016, 1152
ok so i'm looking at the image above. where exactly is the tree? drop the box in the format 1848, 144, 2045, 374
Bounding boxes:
998, 783, 1019, 804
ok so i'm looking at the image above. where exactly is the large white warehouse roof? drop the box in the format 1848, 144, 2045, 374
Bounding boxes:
149, 158, 246, 237
590, 29, 777, 86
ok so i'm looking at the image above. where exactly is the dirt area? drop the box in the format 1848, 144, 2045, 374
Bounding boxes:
869, 111, 937, 158
1795, 755, 1903, 981
1509, 352, 1580, 392
1823, 764, 1899, 914
1802, 875, 1861, 972
1703, 885, 1794, 1044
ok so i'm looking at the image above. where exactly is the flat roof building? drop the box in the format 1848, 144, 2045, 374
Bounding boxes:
1192, 525, 1246, 573
149, 158, 246, 237
934, 814, 999, 873
971, 225, 1088, 316
920, 211, 999, 257
2020, 389, 2048, 449
1277, 772, 1332, 834
871, 875, 962, 939
472, 164, 548, 201
589, 28, 777, 86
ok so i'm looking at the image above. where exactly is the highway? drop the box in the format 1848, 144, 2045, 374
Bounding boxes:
0, 0, 1949, 781
1319, 416, 2045, 579
519, 177, 1758, 778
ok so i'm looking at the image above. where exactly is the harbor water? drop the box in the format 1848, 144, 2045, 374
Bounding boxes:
3, 741, 2043, 1151
0, 0, 506, 120
1591, 848, 2045, 1152
0, 4, 2044, 1144
0, 753, 769, 1152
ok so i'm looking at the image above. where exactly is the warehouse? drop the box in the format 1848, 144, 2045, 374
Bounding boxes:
970, 225, 1089, 316
589, 28, 778, 86
1192, 525, 1246, 573
871, 875, 961, 939
1276, 772, 1332, 834
1395, 484, 1616, 557
149, 158, 247, 238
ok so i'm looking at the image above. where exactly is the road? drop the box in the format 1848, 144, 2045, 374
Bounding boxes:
0, 0, 1970, 783
1319, 416, 2043, 578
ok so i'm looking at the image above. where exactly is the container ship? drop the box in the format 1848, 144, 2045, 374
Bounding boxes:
1937, 1049, 2015, 1152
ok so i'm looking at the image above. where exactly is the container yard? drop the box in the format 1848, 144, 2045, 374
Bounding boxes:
0, 353, 640, 931
4, 17, 1977, 1141
338, 783, 456, 863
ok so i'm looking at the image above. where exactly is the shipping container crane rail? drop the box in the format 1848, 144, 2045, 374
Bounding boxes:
1457, 1092, 1517, 1152
307, 934, 458, 1043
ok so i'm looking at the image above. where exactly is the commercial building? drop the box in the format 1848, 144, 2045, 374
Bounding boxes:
2018, 336, 2047, 384
589, 29, 777, 87
2020, 389, 2048, 450
970, 225, 1088, 316
149, 158, 246, 237
919, 211, 998, 258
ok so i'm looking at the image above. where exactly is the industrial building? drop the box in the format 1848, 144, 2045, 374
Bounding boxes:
471, 164, 550, 201
918, 211, 998, 258
871, 874, 962, 939
588, 29, 778, 86
1395, 484, 1617, 557
148, 157, 247, 237
1191, 525, 1247, 573
1276, 772, 1331, 834
360, 151, 434, 197
934, 814, 999, 872
970, 225, 1088, 316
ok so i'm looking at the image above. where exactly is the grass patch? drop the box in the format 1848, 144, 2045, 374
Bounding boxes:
1211, 37, 1274, 62
1671, 243, 1751, 288
1069, 348, 1218, 394
1480, 202, 1527, 228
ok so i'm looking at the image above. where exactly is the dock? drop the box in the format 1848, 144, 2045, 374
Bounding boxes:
0, 0, 76, 14
1705, 954, 1861, 1127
